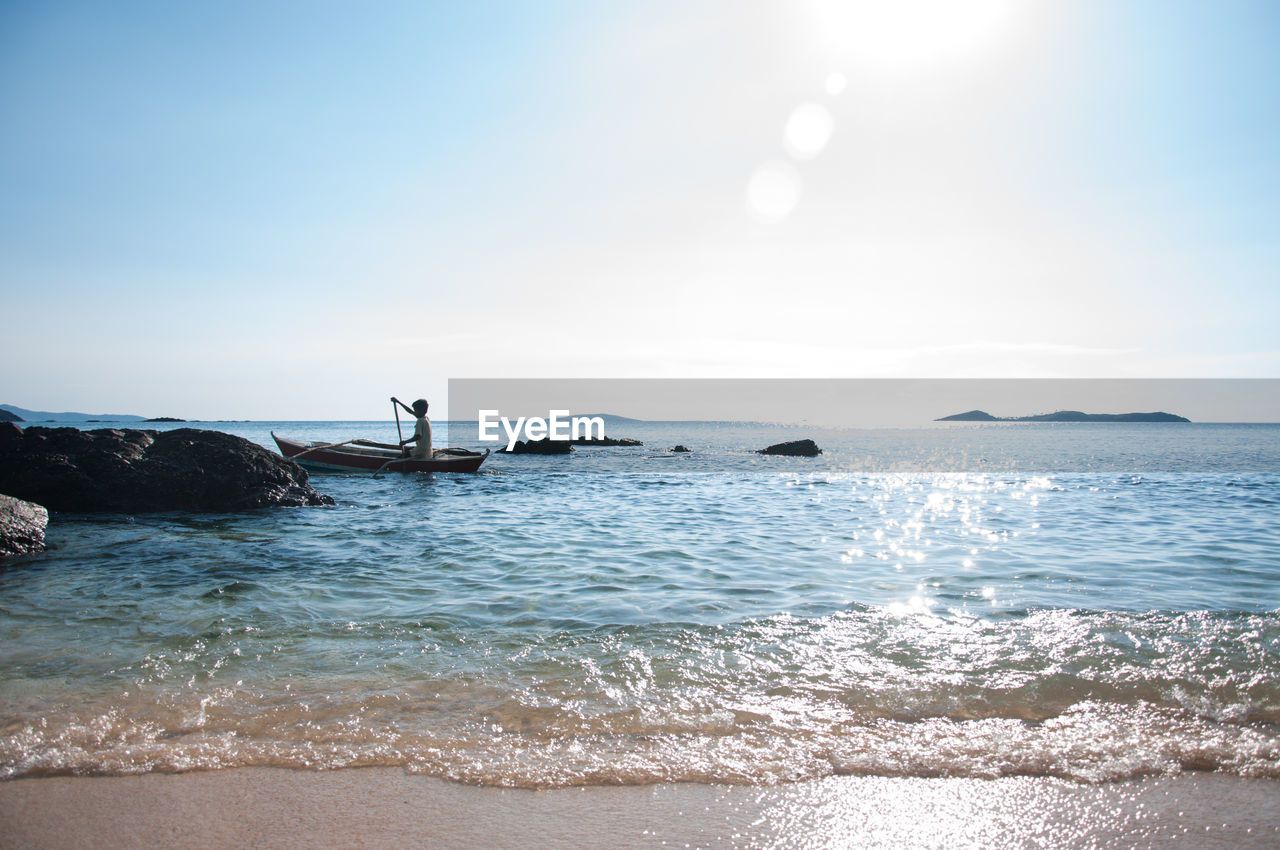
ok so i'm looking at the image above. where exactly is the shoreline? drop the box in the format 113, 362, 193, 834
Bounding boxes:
3, 769, 1279, 848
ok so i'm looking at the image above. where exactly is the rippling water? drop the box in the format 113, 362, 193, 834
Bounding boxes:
1, 422, 1278, 786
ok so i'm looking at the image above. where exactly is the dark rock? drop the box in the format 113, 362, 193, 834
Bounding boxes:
671, 445, 691, 453
0, 493, 47, 557
499, 438, 574, 455
570, 436, 642, 446
757, 439, 821, 457
0, 422, 22, 446
0, 427, 333, 512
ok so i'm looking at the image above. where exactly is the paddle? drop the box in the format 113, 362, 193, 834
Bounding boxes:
288, 438, 365, 460
390, 396, 405, 445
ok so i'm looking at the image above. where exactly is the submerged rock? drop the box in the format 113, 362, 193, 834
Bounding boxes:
0, 493, 47, 557
0, 427, 333, 512
757, 439, 821, 457
671, 445, 691, 453
500, 438, 574, 455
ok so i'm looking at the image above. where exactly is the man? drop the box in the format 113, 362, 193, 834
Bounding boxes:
394, 398, 433, 458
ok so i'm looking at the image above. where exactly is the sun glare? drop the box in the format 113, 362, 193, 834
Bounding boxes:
813, 0, 1016, 72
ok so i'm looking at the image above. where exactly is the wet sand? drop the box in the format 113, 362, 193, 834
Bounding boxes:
2, 769, 1278, 848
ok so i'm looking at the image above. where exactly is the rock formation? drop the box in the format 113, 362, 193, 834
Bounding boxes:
0, 494, 47, 557
570, 436, 642, 446
0, 426, 333, 512
499, 438, 574, 455
757, 439, 821, 457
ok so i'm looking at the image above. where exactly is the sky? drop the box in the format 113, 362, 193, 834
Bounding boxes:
2, 0, 1278, 419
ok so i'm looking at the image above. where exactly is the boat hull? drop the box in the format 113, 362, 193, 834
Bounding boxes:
272, 435, 489, 473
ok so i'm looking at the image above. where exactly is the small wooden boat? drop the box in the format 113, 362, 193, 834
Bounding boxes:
272, 433, 490, 473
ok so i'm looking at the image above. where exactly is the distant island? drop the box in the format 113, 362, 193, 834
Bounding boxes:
1, 404, 189, 423
936, 409, 1191, 423
574, 413, 643, 423
1, 404, 146, 423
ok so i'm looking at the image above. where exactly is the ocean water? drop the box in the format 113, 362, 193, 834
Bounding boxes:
1, 421, 1278, 787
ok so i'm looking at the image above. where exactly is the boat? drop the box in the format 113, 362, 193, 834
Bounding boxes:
272, 433, 490, 473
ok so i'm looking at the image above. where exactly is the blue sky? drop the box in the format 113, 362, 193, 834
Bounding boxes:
2, 0, 1277, 419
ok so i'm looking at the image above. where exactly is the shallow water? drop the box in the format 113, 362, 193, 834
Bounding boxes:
1, 422, 1278, 786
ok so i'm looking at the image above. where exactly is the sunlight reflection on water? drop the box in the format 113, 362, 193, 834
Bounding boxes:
1, 423, 1278, 785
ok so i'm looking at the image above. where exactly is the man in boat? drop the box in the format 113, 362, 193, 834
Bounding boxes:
395, 398, 434, 459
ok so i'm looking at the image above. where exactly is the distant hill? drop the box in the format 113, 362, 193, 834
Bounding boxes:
0, 408, 21, 422
937, 409, 998, 421
574, 413, 644, 423
937, 409, 1190, 423
0, 404, 147, 423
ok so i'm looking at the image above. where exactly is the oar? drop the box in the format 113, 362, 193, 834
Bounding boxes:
289, 438, 364, 460
390, 396, 405, 444
371, 455, 415, 478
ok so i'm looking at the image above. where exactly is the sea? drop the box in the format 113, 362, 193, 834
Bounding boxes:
1, 420, 1278, 787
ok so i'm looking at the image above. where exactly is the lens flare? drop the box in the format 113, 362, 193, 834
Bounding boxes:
784, 103, 834, 160
746, 161, 803, 222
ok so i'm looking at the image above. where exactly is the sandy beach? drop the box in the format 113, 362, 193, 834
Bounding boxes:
2, 769, 1278, 849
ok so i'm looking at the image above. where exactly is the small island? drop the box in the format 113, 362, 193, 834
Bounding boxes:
936, 409, 1190, 423
145, 416, 187, 422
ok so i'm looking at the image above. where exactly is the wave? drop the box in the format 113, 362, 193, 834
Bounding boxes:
4, 608, 1278, 787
